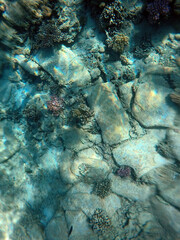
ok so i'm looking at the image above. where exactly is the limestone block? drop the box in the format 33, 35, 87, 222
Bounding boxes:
87, 82, 131, 145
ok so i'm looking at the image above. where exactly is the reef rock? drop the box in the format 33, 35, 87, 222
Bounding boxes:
132, 75, 178, 128
159, 177, 180, 209
45, 209, 69, 240
0, 122, 20, 163
62, 182, 121, 218
167, 129, 180, 161
113, 130, 170, 178
151, 196, 180, 240
35, 45, 91, 87
64, 210, 97, 240
59, 148, 110, 184
110, 174, 154, 201
86, 82, 131, 145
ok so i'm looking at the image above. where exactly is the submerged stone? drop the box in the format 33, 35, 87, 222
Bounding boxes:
45, 209, 69, 240
132, 75, 178, 128
35, 45, 91, 87
113, 130, 170, 177
151, 196, 180, 240
110, 174, 154, 201
87, 82, 131, 145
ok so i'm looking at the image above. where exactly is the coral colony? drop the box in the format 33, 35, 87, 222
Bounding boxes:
47, 96, 64, 116
116, 165, 132, 178
147, 0, 171, 23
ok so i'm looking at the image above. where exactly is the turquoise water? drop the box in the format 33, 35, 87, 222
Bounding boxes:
0, 0, 180, 239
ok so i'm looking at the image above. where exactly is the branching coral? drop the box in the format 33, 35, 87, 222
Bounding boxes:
31, 3, 81, 49
100, 1, 129, 31
0, 0, 81, 50
92, 178, 111, 198
23, 103, 42, 126
33, 19, 62, 48
146, 0, 171, 24
106, 33, 129, 54
89, 209, 112, 235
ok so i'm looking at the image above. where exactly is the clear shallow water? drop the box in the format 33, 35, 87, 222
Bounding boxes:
0, 0, 180, 239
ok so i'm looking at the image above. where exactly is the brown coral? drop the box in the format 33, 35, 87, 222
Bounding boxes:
106, 33, 129, 53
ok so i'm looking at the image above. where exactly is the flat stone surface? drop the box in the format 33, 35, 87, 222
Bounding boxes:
35, 45, 91, 87
45, 209, 68, 240
71, 148, 110, 178
65, 210, 98, 240
132, 75, 178, 127
87, 82, 131, 145
151, 196, 180, 239
119, 81, 133, 110
159, 177, 180, 209
110, 174, 154, 201
113, 130, 170, 177
59, 149, 110, 184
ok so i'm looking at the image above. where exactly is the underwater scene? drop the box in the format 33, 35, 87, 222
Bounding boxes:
0, 0, 180, 239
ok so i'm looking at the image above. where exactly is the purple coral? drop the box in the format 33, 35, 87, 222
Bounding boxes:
147, 0, 170, 24
116, 165, 131, 178
47, 96, 64, 116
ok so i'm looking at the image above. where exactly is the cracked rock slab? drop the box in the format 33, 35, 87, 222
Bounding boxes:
159, 177, 180, 209
65, 210, 98, 240
151, 196, 180, 240
110, 174, 154, 201
132, 75, 178, 127
87, 82, 131, 145
35, 45, 91, 87
113, 130, 170, 177
62, 182, 121, 218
